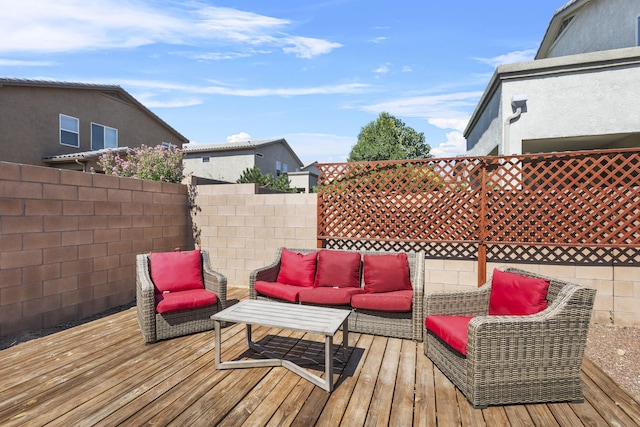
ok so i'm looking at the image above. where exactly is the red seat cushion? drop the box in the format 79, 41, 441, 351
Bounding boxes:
363, 253, 412, 293
155, 288, 217, 314
489, 269, 550, 316
298, 287, 365, 305
351, 289, 413, 312
150, 250, 204, 293
276, 249, 318, 287
314, 250, 362, 288
254, 281, 302, 303
425, 316, 474, 356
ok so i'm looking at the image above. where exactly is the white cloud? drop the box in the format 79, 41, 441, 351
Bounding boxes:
0, 1, 340, 58
402, 66, 412, 73
0, 58, 54, 66
227, 132, 251, 143
427, 117, 469, 133
373, 64, 390, 75
361, 91, 483, 121
474, 49, 537, 67
369, 36, 387, 43
429, 130, 467, 158
281, 36, 342, 59
122, 79, 369, 98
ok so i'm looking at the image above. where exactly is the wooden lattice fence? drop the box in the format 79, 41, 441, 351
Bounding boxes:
317, 148, 640, 281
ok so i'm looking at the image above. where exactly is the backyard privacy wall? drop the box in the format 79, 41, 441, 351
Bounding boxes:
0, 161, 189, 337
193, 183, 640, 327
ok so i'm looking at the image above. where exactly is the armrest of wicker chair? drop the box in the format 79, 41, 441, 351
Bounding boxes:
202, 250, 227, 309
425, 284, 491, 317
136, 253, 157, 344
249, 247, 284, 299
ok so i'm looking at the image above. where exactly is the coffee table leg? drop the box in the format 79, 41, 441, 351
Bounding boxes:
214, 319, 221, 369
342, 318, 349, 362
325, 335, 334, 392
245, 324, 252, 347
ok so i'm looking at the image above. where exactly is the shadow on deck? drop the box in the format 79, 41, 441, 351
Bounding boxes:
1, 287, 639, 426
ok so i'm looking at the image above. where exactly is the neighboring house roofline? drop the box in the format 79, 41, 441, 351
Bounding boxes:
464, 46, 640, 138
0, 77, 189, 145
535, 0, 592, 59
42, 147, 132, 163
183, 138, 304, 167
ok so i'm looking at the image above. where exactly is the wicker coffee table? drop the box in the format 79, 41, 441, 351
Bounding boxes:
211, 299, 350, 392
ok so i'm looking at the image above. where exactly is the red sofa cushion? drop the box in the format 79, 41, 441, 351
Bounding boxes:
155, 288, 217, 314
314, 250, 362, 288
425, 316, 474, 356
363, 253, 412, 293
276, 249, 317, 287
489, 269, 550, 316
150, 250, 203, 293
254, 281, 302, 303
298, 287, 365, 305
351, 289, 413, 312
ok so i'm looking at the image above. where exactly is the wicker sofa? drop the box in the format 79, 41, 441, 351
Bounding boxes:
250, 247, 425, 341
424, 267, 596, 408
136, 250, 227, 344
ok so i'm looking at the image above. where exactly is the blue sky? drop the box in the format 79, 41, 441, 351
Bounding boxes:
1, 0, 563, 164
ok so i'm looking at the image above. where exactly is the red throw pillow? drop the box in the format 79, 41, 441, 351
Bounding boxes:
363, 253, 412, 293
150, 250, 204, 293
488, 269, 550, 316
276, 249, 317, 287
314, 250, 361, 288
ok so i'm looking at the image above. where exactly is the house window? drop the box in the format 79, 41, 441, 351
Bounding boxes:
553, 15, 574, 42
276, 161, 282, 177
202, 156, 210, 163
91, 123, 118, 150
60, 114, 79, 147
283, 163, 288, 174
637, 16, 640, 45
161, 142, 177, 149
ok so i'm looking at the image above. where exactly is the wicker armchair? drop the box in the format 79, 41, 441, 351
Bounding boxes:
136, 250, 227, 344
424, 267, 596, 408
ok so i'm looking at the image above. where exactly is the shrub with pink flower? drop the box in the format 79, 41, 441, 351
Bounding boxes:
98, 145, 184, 183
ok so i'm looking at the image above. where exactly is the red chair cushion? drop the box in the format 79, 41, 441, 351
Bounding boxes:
489, 269, 550, 316
298, 287, 365, 305
150, 250, 204, 293
363, 253, 412, 293
314, 250, 361, 288
254, 281, 302, 303
351, 289, 413, 312
425, 316, 474, 356
155, 288, 217, 314
276, 249, 318, 287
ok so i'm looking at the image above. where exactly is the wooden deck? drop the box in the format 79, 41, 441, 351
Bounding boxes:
1, 287, 640, 426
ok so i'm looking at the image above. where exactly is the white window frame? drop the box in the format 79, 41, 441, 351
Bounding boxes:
91, 122, 118, 150
161, 142, 177, 149
60, 114, 79, 148
276, 160, 282, 177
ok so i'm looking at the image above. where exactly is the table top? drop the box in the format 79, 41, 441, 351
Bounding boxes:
211, 299, 350, 336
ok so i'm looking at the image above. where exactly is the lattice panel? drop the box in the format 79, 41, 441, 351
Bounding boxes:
317, 148, 640, 264
484, 151, 640, 246
318, 159, 484, 243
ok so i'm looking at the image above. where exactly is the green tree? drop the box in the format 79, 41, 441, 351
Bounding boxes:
98, 144, 183, 183
348, 112, 431, 162
236, 166, 297, 193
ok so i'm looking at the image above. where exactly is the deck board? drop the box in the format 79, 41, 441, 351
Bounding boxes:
0, 286, 638, 427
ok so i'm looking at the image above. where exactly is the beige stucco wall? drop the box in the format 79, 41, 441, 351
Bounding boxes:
192, 183, 317, 287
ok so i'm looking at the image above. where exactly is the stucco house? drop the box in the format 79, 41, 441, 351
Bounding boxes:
0, 78, 188, 171
465, 0, 640, 156
182, 138, 307, 188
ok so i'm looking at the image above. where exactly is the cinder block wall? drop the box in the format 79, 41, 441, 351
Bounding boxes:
192, 183, 317, 287
0, 161, 189, 337
192, 183, 640, 327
